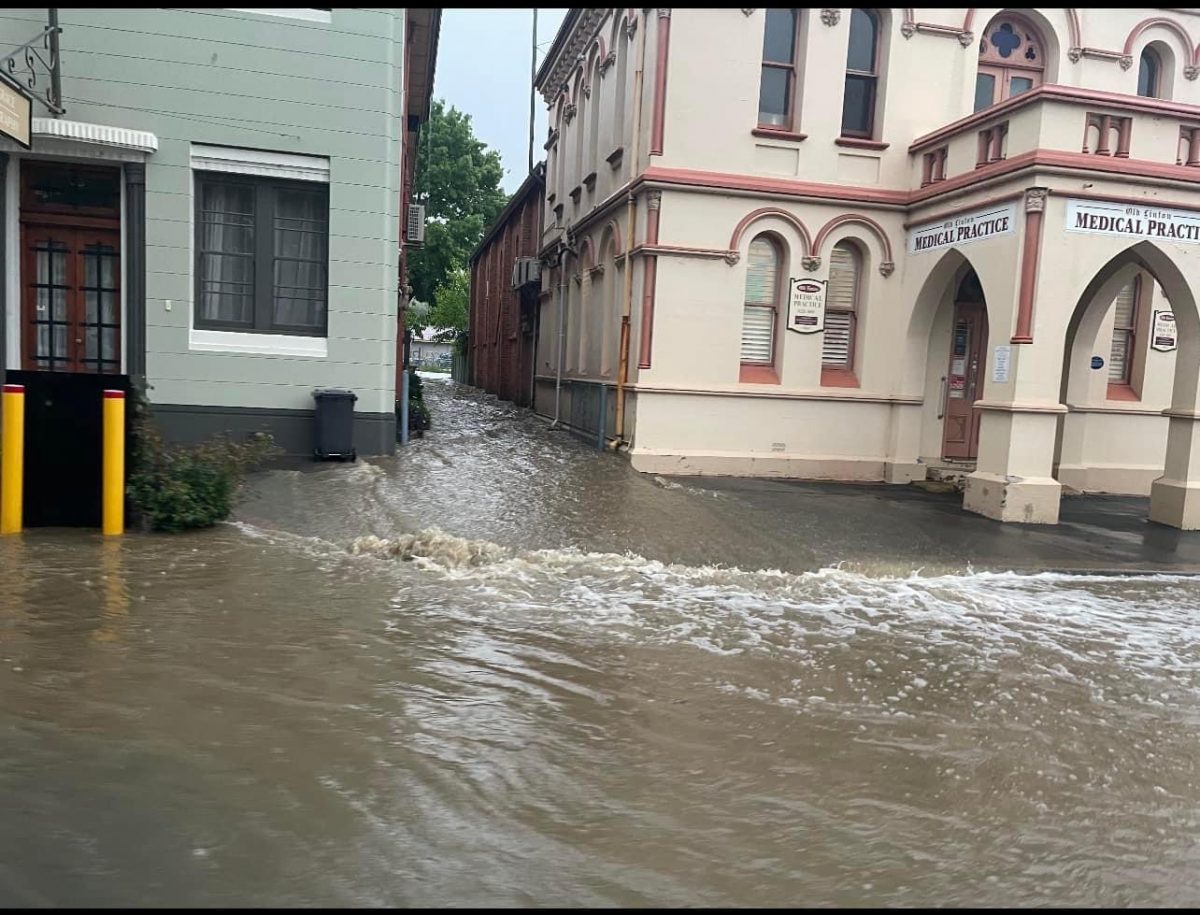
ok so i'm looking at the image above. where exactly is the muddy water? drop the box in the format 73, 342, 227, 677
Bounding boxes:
3, 375, 1200, 907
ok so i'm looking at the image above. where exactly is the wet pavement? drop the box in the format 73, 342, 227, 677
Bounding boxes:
3, 374, 1200, 906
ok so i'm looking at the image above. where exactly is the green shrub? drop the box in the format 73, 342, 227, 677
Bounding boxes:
408, 368, 432, 432
127, 387, 280, 533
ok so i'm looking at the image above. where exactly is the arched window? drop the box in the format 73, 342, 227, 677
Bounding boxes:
841, 9, 880, 138
1138, 47, 1162, 98
975, 14, 1045, 112
1108, 275, 1140, 385
823, 242, 861, 369
740, 235, 782, 366
759, 8, 801, 130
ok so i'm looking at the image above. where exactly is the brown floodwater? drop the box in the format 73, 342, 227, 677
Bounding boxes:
3, 374, 1200, 906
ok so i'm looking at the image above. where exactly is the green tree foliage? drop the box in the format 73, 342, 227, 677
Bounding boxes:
428, 268, 469, 340
409, 99, 507, 312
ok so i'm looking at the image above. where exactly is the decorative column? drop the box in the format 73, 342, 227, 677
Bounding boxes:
649, 10, 671, 157
1012, 187, 1046, 344
638, 190, 662, 369
124, 162, 147, 384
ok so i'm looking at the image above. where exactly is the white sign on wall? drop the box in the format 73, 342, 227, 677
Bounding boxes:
907, 202, 1018, 255
1065, 198, 1200, 244
992, 344, 1011, 383
1152, 311, 1178, 352
787, 277, 826, 334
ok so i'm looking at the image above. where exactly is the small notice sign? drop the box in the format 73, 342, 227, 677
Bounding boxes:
1152, 311, 1178, 352
0, 80, 32, 149
992, 344, 1011, 383
787, 277, 826, 335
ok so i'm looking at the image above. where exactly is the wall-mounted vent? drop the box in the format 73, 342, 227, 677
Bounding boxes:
407, 202, 426, 245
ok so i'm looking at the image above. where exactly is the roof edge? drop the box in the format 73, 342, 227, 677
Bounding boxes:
470, 162, 547, 265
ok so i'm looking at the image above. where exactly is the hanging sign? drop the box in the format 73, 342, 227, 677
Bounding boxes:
1065, 199, 1200, 244
1152, 311, 1178, 352
787, 277, 826, 334
907, 201, 1018, 255
0, 79, 32, 149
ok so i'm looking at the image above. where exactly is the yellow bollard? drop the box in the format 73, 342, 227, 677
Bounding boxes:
1, 384, 24, 535
102, 389, 125, 536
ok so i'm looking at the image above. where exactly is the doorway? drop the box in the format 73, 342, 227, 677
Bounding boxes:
18, 161, 122, 374
941, 271, 989, 460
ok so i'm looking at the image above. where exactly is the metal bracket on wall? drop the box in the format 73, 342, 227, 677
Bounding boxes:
1, 11, 63, 116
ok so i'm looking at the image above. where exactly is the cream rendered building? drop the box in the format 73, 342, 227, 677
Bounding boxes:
532, 8, 1200, 527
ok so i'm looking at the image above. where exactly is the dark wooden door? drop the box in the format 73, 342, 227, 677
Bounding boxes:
21, 225, 121, 373
941, 301, 989, 460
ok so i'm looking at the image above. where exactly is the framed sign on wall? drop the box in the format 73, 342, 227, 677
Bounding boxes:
787, 277, 826, 335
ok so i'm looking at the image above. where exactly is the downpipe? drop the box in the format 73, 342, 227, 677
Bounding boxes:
613, 8, 649, 449
550, 236, 574, 430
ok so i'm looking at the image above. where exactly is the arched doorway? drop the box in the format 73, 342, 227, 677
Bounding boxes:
941, 270, 989, 460
975, 13, 1047, 112
1057, 241, 1200, 527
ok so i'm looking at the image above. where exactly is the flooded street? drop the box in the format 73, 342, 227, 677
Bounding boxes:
4, 375, 1200, 906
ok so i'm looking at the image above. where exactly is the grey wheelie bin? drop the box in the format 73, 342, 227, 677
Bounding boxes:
313, 388, 357, 461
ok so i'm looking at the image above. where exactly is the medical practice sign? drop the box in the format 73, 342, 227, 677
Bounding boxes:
907, 202, 1018, 255
1066, 199, 1200, 244
787, 277, 826, 334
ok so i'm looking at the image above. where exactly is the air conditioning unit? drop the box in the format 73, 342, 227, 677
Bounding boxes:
511, 256, 542, 289
406, 202, 426, 245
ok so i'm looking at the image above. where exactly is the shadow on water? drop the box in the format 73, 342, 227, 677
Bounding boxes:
4, 375, 1200, 906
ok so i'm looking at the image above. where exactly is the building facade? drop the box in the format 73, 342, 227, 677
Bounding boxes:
534, 7, 1200, 527
469, 163, 544, 407
0, 7, 439, 455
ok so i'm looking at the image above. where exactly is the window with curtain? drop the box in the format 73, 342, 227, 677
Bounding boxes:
823, 243, 860, 368
1138, 47, 1161, 98
759, 8, 799, 129
1108, 276, 1139, 384
974, 15, 1045, 112
740, 235, 781, 365
195, 173, 329, 335
841, 9, 879, 137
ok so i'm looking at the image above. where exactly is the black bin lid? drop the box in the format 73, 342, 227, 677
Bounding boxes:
313, 388, 357, 401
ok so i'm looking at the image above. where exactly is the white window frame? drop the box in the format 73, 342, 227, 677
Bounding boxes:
188, 144, 331, 357
226, 9, 332, 24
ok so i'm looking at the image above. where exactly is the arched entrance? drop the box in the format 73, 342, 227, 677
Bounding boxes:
1057, 241, 1200, 527
941, 270, 989, 461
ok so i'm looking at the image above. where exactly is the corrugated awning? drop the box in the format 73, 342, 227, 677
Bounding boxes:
31, 117, 158, 153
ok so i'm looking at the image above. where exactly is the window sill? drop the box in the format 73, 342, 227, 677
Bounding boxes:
1106, 382, 1141, 402
739, 364, 780, 385
752, 127, 807, 142
190, 328, 328, 358
835, 137, 889, 151
821, 367, 860, 388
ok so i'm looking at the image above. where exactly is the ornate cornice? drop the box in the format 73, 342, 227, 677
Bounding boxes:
1025, 187, 1049, 213
820, 9, 840, 27
539, 7, 610, 105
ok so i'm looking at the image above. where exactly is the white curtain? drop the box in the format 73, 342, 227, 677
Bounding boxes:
199, 182, 255, 325
273, 188, 327, 330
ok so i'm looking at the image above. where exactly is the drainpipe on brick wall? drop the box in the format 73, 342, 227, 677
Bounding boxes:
613, 9, 648, 447
551, 245, 569, 428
